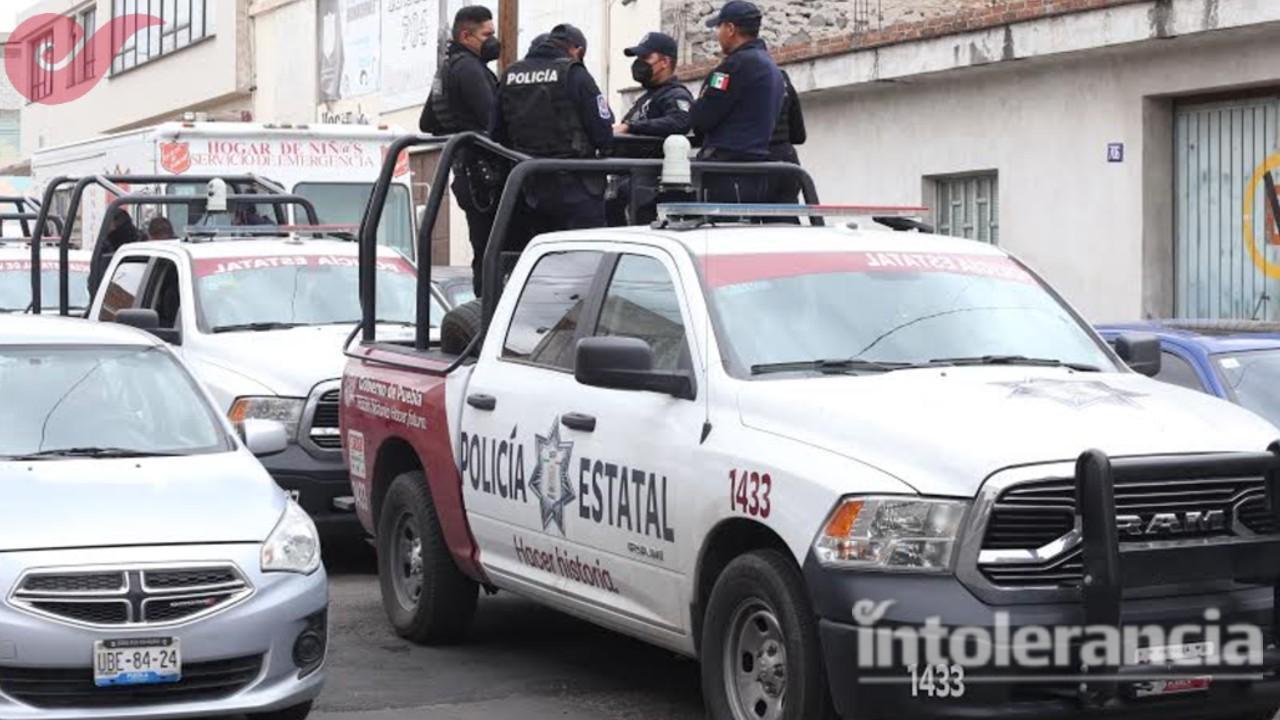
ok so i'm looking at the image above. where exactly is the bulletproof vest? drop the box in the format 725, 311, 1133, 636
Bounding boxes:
771, 92, 792, 146
429, 53, 469, 134
499, 56, 593, 159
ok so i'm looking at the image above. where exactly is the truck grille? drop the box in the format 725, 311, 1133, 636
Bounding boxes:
979, 475, 1276, 589
307, 388, 342, 450
10, 566, 251, 627
0, 654, 262, 708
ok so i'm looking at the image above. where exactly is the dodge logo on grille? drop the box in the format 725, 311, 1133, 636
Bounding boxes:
1116, 510, 1227, 537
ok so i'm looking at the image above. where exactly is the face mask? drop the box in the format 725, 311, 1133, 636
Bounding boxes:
631, 58, 655, 86
480, 37, 502, 62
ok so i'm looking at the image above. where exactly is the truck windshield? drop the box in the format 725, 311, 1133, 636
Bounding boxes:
193, 254, 417, 332
0, 262, 91, 312
0, 346, 230, 459
703, 249, 1115, 376
1215, 350, 1280, 428
294, 183, 414, 259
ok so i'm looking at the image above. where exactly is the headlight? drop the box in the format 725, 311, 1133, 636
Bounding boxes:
813, 497, 969, 572
262, 500, 321, 574
229, 397, 305, 442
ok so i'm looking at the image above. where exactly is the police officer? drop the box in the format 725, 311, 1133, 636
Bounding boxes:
608, 31, 693, 225
767, 69, 807, 213
491, 24, 614, 259
420, 6, 502, 295
691, 1, 783, 204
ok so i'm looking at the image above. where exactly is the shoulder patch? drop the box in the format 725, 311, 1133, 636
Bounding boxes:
597, 94, 613, 120
676, 99, 691, 112
708, 72, 731, 92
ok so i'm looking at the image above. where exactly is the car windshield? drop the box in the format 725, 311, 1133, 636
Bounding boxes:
194, 253, 417, 332
0, 345, 230, 459
0, 262, 91, 312
704, 248, 1116, 376
1215, 350, 1280, 428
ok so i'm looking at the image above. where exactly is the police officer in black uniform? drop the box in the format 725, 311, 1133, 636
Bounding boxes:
420, 6, 502, 295
607, 31, 693, 225
768, 69, 808, 212
491, 24, 614, 261
692, 1, 784, 204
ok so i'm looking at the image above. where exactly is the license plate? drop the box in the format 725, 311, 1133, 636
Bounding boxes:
93, 638, 181, 687
1133, 642, 1215, 665
1132, 677, 1212, 698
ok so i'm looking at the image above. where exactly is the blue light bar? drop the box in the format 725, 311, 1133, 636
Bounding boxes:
656, 203, 930, 221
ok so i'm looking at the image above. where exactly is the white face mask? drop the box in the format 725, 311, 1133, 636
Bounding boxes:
321, 14, 338, 57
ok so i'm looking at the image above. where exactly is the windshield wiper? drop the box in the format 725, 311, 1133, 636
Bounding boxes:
6, 447, 182, 461
211, 321, 308, 334
751, 359, 923, 376
928, 355, 1102, 372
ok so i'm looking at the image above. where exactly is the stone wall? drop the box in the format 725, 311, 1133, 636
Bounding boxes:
664, 0, 1145, 73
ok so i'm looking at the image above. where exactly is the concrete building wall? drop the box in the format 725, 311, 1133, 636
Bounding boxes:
19, 0, 251, 156
798, 23, 1280, 322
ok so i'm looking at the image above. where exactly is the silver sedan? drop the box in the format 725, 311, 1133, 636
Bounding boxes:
0, 315, 327, 720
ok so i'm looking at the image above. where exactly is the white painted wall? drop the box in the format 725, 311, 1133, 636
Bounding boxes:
797, 20, 1280, 323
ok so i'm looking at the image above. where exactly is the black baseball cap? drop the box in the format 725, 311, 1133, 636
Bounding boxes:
705, 0, 763, 28
550, 23, 588, 53
624, 32, 678, 60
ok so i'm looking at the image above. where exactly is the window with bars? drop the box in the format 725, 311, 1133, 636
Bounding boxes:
932, 172, 1000, 244
69, 6, 97, 87
27, 28, 55, 101
112, 0, 212, 74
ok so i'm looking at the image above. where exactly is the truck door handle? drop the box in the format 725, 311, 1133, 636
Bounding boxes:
561, 413, 597, 433
467, 394, 497, 411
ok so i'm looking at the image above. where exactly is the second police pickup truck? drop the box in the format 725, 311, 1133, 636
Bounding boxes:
342, 135, 1280, 720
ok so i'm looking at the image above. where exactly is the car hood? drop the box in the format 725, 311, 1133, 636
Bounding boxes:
0, 454, 285, 551
738, 367, 1280, 497
194, 323, 415, 399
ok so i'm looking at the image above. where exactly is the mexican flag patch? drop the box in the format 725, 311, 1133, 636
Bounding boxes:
708, 72, 731, 92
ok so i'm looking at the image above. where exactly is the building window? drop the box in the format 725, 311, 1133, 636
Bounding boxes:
69, 6, 97, 87
933, 172, 999, 244
112, 0, 212, 74
27, 28, 55, 101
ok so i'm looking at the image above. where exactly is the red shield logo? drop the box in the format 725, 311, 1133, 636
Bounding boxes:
160, 142, 191, 175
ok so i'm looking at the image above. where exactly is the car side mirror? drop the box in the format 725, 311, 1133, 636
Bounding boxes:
575, 337, 695, 400
1114, 333, 1162, 377
114, 308, 183, 346
241, 419, 289, 457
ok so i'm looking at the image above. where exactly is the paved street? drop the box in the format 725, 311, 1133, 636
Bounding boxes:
306, 549, 704, 720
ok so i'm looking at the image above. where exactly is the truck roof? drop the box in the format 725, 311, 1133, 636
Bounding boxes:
124, 237, 408, 261
529, 223, 1007, 258
0, 315, 161, 347
32, 121, 407, 157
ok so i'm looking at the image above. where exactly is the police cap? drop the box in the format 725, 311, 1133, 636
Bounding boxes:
624, 32, 678, 61
705, 1, 764, 28
550, 23, 588, 54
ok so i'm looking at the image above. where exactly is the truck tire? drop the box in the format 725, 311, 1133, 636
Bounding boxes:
441, 299, 484, 356
701, 550, 834, 720
377, 471, 477, 644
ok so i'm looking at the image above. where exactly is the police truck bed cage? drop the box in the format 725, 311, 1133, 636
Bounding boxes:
654, 202, 934, 232
29, 173, 316, 315
353, 131, 821, 361
0, 213, 64, 245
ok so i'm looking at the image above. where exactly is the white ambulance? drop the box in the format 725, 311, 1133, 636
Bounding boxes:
30, 121, 416, 258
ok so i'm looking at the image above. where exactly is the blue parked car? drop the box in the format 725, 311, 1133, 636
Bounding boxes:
1096, 320, 1280, 428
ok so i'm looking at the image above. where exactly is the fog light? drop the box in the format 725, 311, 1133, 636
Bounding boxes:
293, 610, 327, 677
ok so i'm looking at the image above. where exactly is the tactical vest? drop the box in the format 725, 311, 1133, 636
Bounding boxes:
428, 53, 470, 134
499, 56, 593, 159
770, 92, 792, 146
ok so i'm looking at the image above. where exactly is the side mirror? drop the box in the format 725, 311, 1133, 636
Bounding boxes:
1114, 333, 1162, 377
575, 337, 695, 400
115, 308, 183, 345
241, 418, 289, 457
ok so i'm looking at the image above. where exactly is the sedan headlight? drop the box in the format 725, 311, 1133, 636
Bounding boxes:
229, 397, 305, 442
813, 497, 969, 572
262, 500, 321, 574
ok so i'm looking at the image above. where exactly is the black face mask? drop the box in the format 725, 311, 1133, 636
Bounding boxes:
479, 37, 502, 62
631, 58, 655, 86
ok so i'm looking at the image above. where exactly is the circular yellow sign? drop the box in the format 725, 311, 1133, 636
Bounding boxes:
1243, 151, 1280, 279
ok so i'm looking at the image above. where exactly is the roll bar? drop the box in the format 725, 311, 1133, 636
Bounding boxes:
355, 132, 820, 358
30, 173, 301, 315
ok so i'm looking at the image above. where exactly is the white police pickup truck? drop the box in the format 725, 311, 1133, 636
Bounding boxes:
344, 194, 1280, 720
